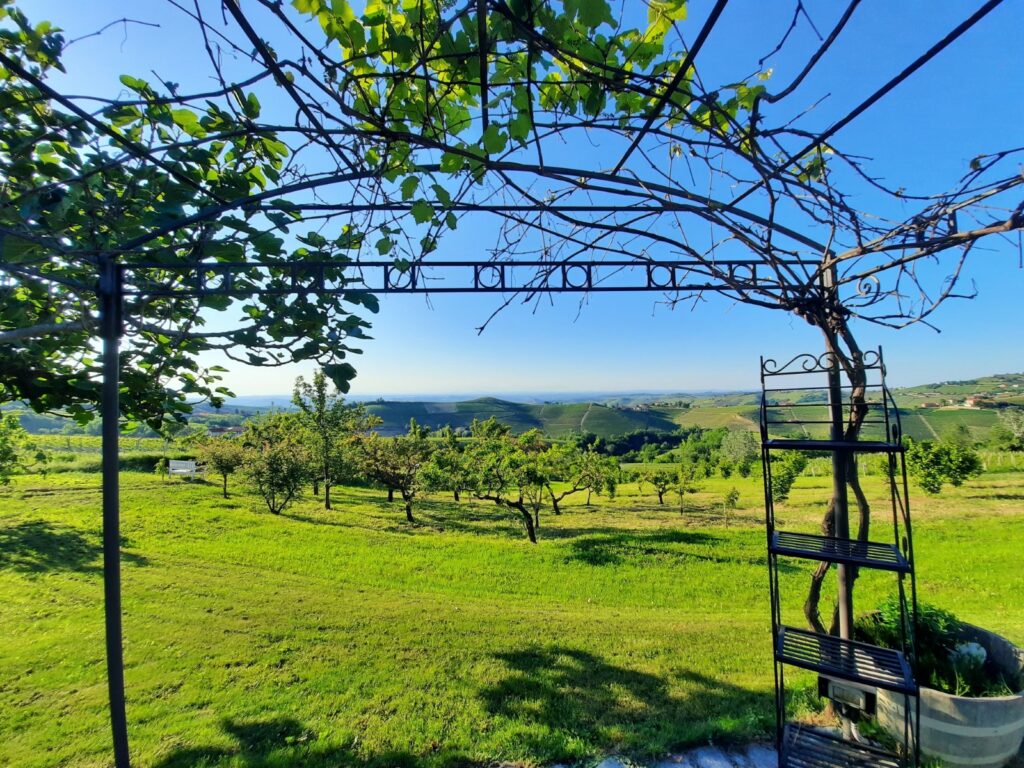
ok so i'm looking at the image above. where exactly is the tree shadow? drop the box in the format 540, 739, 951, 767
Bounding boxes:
152, 716, 464, 768
480, 646, 773, 758
965, 492, 1024, 501
566, 528, 719, 566
0, 520, 148, 573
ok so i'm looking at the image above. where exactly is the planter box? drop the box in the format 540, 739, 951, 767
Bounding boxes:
876, 624, 1024, 768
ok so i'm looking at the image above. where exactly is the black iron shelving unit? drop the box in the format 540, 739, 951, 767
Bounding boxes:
760, 349, 920, 767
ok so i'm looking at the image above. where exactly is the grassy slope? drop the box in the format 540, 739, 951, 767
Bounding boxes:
2, 471, 1022, 768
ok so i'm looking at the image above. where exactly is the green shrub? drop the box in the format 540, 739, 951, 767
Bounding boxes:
857, 597, 1019, 696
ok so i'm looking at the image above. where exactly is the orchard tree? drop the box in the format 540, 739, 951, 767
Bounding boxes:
426, 426, 472, 502
196, 435, 244, 498
721, 430, 760, 478
241, 414, 310, 515
674, 461, 703, 514
541, 443, 617, 513
357, 419, 433, 523
0, 412, 46, 483
465, 418, 544, 543
642, 465, 673, 506
769, 451, 809, 504
995, 409, 1024, 451
293, 370, 380, 509
906, 438, 983, 495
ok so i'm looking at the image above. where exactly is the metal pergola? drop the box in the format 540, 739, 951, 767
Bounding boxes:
90, 254, 838, 768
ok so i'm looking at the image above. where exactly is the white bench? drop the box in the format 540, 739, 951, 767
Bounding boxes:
168, 460, 203, 479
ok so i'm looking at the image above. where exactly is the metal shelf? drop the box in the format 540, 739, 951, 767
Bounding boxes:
776, 626, 916, 694
763, 438, 902, 453
781, 725, 904, 768
771, 531, 911, 573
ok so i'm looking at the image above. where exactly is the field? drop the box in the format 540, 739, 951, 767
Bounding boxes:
364, 398, 681, 437
2, 468, 1023, 768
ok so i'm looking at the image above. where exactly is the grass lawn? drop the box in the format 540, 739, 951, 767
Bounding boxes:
1, 469, 1022, 767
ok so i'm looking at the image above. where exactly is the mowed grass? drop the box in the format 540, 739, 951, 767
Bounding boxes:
1, 470, 1023, 768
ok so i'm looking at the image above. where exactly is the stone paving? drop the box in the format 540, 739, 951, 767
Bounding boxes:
573, 744, 778, 768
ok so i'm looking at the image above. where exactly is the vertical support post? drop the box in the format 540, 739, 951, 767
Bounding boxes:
98, 256, 131, 768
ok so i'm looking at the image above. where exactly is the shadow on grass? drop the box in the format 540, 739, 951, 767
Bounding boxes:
0, 520, 148, 573
567, 529, 720, 566
965, 492, 1024, 501
480, 646, 773, 757
152, 716, 465, 768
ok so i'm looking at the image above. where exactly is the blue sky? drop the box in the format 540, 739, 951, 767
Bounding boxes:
31, 1, 1024, 395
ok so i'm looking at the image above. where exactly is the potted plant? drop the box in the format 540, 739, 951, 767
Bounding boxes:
857, 598, 1024, 768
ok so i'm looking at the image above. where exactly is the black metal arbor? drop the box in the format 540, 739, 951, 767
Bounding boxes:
93, 255, 819, 768
3, 1, 1023, 767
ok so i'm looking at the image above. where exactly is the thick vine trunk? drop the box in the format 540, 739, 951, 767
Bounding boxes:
804, 322, 872, 635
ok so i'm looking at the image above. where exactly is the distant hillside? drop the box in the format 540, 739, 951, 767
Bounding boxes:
365, 397, 681, 437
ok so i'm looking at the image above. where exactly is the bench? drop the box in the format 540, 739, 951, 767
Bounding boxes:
168, 459, 203, 479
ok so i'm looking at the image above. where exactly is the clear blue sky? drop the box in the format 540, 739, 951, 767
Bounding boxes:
32, 1, 1024, 395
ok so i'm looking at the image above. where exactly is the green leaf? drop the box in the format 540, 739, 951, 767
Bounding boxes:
375, 237, 394, 255
410, 200, 433, 224
566, 0, 614, 28
119, 74, 149, 93
482, 124, 507, 155
440, 152, 465, 173
400, 175, 419, 200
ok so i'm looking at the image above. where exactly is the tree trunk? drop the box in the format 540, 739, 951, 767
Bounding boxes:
517, 501, 537, 543
533, 507, 540, 529
657, 490, 664, 505
804, 320, 872, 636
387, 487, 394, 502
313, 477, 319, 496
222, 473, 228, 499
586, 489, 592, 506
453, 489, 460, 502
546, 484, 562, 514
404, 498, 415, 523
325, 480, 332, 510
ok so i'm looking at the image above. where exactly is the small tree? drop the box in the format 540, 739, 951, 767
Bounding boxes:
721, 430, 759, 479
293, 370, 380, 510
642, 465, 673, 506
723, 487, 741, 527
674, 461, 703, 514
426, 426, 471, 502
995, 409, 1024, 451
0, 413, 46, 484
196, 436, 244, 498
465, 418, 543, 543
241, 414, 310, 515
357, 419, 433, 523
770, 452, 809, 504
906, 439, 983, 495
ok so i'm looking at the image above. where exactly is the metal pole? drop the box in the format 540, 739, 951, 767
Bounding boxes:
99, 256, 131, 768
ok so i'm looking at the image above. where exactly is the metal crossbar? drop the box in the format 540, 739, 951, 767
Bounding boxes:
118, 258, 817, 298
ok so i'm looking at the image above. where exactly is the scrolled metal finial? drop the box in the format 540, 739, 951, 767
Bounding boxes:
855, 275, 883, 305
862, 349, 882, 370
761, 351, 837, 376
